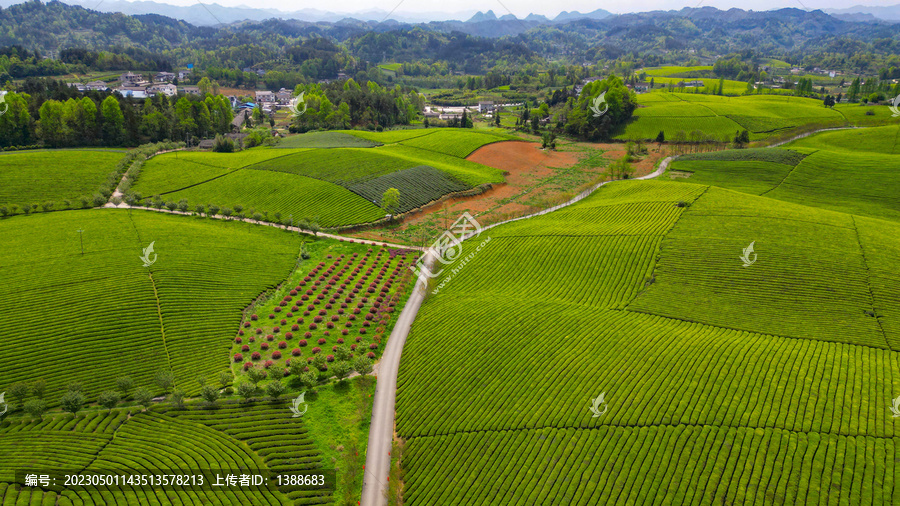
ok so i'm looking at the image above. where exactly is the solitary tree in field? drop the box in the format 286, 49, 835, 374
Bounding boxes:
98, 390, 120, 411
134, 387, 154, 410
237, 381, 257, 403
200, 385, 220, 407
8, 382, 29, 410
24, 399, 47, 419
60, 391, 84, 418
381, 188, 401, 220
154, 369, 174, 395
116, 376, 134, 397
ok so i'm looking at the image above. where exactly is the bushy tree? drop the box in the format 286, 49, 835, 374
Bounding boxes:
60, 391, 84, 417
116, 376, 134, 396
266, 380, 286, 399
8, 382, 29, 410
200, 385, 220, 406
98, 390, 120, 411
353, 356, 374, 376
24, 399, 48, 419
154, 369, 174, 394
133, 387, 153, 410
381, 188, 401, 219
332, 361, 351, 380
237, 381, 257, 402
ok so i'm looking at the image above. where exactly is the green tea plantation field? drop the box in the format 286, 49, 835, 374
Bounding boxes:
667, 128, 900, 221
394, 178, 900, 503
132, 129, 506, 227
0, 149, 125, 211
616, 93, 885, 141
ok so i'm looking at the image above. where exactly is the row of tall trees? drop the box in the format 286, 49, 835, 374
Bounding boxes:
0, 86, 234, 148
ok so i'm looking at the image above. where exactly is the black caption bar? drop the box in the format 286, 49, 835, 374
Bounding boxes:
13, 469, 336, 492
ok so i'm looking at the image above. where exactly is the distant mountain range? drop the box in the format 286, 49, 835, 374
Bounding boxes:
825, 4, 900, 22
3, 0, 612, 26
1, 0, 898, 27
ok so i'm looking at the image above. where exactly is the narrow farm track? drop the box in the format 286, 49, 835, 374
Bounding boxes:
361, 249, 436, 506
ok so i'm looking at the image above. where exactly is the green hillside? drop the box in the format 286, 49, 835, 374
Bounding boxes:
396, 179, 900, 503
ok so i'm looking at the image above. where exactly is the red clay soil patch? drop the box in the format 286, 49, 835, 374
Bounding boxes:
350, 139, 665, 244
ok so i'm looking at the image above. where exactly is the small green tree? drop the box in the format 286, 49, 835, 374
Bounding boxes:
116, 376, 134, 397
218, 372, 231, 388
195, 204, 206, 216
381, 188, 401, 219
24, 399, 48, 419
299, 370, 318, 390
233, 204, 244, 214
30, 379, 46, 399
200, 385, 220, 407
60, 391, 84, 417
208, 204, 220, 216
176, 199, 189, 213
98, 390, 121, 411
237, 381, 257, 403
332, 361, 351, 381
308, 222, 321, 237
133, 387, 154, 410
8, 382, 29, 410
247, 367, 267, 385
353, 356, 374, 376
196, 375, 207, 388
265, 379, 286, 400
334, 345, 351, 362
289, 360, 306, 379
165, 201, 178, 211
154, 369, 174, 395
171, 389, 186, 409
221, 207, 233, 219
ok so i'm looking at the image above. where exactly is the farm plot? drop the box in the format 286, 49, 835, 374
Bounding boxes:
158, 169, 385, 227
345, 165, 470, 214
231, 243, 417, 380
616, 115, 743, 141
156, 399, 350, 504
765, 150, 900, 222
628, 187, 888, 348
0, 150, 123, 208
667, 148, 808, 194
133, 148, 304, 196
787, 124, 900, 154
245, 148, 411, 185
396, 180, 900, 503
345, 129, 435, 144
396, 129, 512, 158
276, 132, 380, 148
0, 210, 302, 402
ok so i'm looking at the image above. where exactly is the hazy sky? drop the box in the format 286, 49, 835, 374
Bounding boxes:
143, 0, 898, 15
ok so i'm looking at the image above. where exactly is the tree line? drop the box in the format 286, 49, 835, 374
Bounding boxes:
0, 79, 234, 148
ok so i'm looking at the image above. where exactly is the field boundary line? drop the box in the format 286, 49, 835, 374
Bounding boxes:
399, 418, 899, 442
766, 126, 857, 148
126, 212, 174, 374
758, 150, 816, 197
103, 205, 425, 251
849, 215, 891, 351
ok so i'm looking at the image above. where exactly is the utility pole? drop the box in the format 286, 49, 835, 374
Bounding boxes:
76, 229, 84, 255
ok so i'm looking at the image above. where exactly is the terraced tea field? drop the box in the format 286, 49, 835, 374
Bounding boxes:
0, 149, 124, 209
133, 130, 507, 227
667, 130, 900, 221
617, 93, 852, 141
395, 178, 900, 503
0, 209, 303, 401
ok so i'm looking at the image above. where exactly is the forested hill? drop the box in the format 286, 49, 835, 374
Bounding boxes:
1, 1, 899, 73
